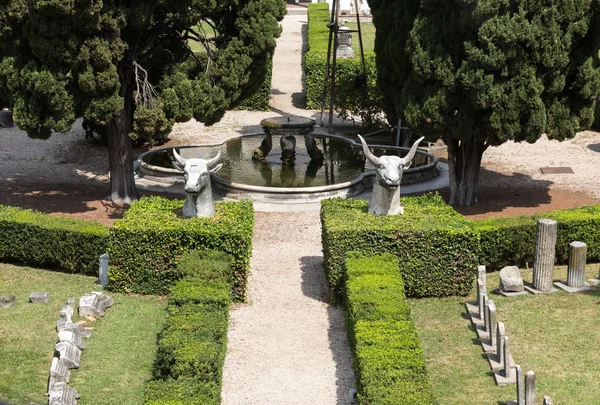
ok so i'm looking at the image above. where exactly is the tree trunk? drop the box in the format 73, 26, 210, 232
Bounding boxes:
106, 88, 138, 204
444, 135, 487, 206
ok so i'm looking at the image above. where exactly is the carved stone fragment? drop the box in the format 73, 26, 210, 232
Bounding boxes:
48, 357, 71, 390
60, 323, 92, 339
56, 299, 75, 331
55, 342, 81, 369
91, 291, 114, 308
0, 295, 16, 308
48, 382, 79, 405
29, 292, 50, 303
58, 330, 86, 350
79, 294, 105, 318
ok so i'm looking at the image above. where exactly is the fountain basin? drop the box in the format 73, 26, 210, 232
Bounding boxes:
136, 133, 439, 203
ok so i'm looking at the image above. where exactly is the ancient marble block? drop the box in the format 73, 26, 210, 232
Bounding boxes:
58, 330, 86, 350
55, 342, 81, 369
0, 295, 16, 308
60, 323, 92, 339
499, 266, 524, 292
48, 357, 71, 389
29, 292, 50, 303
91, 291, 114, 308
48, 382, 79, 405
56, 299, 75, 331
79, 294, 105, 317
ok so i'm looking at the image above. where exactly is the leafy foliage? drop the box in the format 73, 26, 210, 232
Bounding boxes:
321, 194, 479, 302
345, 254, 435, 405
107, 197, 253, 300
146, 250, 232, 405
369, 0, 600, 204
306, 4, 384, 127
0, 204, 108, 274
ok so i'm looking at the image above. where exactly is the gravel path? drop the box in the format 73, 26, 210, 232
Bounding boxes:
221, 212, 355, 405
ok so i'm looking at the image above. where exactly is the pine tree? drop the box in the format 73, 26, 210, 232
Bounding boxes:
369, 0, 600, 205
0, 0, 285, 203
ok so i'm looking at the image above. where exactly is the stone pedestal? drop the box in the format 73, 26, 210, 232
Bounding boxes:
531, 219, 558, 292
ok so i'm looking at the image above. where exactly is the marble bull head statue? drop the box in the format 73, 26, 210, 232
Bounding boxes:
172, 149, 222, 217
358, 135, 424, 215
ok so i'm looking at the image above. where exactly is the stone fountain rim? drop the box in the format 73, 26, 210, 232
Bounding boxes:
136, 132, 439, 195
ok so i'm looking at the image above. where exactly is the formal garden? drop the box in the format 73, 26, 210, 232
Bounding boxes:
2, 1, 600, 405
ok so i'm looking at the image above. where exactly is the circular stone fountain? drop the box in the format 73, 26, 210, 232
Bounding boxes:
136, 133, 439, 203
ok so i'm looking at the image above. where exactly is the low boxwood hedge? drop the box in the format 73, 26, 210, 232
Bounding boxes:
321, 194, 480, 302
107, 197, 253, 300
305, 4, 383, 125
471, 204, 600, 270
345, 253, 434, 404
0, 204, 108, 275
146, 250, 232, 405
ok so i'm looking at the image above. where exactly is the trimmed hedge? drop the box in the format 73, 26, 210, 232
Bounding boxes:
472, 204, 600, 270
0, 204, 108, 275
321, 194, 480, 302
146, 250, 232, 405
305, 4, 383, 125
345, 253, 434, 405
107, 197, 253, 300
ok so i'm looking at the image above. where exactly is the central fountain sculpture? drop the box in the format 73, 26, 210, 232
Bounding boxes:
254, 116, 322, 164
171, 149, 222, 217
358, 134, 425, 215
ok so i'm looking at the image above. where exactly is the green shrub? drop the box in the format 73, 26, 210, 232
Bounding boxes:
321, 194, 479, 302
107, 197, 253, 300
147, 250, 231, 405
471, 204, 600, 270
235, 59, 272, 111
345, 254, 434, 405
144, 378, 220, 405
0, 204, 108, 275
305, 4, 383, 126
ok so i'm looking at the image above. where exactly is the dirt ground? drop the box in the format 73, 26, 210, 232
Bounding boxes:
1, 120, 599, 224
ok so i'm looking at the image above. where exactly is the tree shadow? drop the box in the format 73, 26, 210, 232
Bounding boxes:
300, 256, 357, 405
588, 143, 600, 153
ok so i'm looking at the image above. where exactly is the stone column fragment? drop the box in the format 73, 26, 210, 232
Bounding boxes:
515, 365, 524, 405
567, 241, 587, 288
496, 322, 506, 360
488, 301, 497, 346
532, 219, 557, 292
503, 336, 511, 379
525, 370, 536, 405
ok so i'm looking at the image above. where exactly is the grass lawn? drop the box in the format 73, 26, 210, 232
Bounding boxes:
0, 264, 167, 405
343, 22, 375, 54
410, 264, 600, 405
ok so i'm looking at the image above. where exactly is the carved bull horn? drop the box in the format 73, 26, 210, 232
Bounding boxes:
400, 137, 425, 165
207, 151, 221, 168
358, 134, 380, 166
172, 148, 186, 167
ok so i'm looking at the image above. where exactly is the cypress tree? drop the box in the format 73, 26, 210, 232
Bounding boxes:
0, 0, 286, 204
370, 0, 600, 205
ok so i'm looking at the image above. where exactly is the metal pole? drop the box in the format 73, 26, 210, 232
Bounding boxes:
328, 0, 341, 133
354, 0, 367, 75
320, 0, 338, 127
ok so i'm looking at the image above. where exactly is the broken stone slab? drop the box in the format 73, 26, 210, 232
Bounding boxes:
0, 295, 16, 308
79, 294, 105, 318
55, 342, 81, 369
499, 266, 525, 293
48, 382, 79, 405
58, 330, 86, 350
60, 323, 92, 339
56, 299, 75, 331
48, 357, 71, 390
91, 291, 114, 308
29, 292, 50, 303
